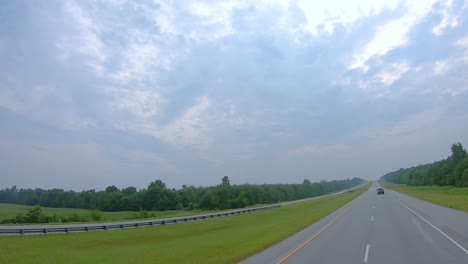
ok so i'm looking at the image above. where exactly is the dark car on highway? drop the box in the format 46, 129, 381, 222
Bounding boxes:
377, 188, 384, 195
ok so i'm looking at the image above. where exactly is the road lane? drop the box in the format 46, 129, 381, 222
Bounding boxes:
240, 182, 468, 264
369, 190, 466, 263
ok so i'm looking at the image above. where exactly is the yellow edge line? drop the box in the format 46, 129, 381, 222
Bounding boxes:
276, 196, 363, 264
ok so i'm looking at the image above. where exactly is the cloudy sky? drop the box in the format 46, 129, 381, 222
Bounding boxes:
1, 0, 468, 191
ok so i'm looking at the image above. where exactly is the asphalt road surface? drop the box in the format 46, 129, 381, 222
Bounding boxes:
240, 182, 468, 264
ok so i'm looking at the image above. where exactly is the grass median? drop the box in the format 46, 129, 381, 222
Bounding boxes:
0, 183, 370, 264
379, 181, 468, 212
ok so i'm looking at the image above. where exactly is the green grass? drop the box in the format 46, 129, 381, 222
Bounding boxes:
0, 183, 370, 264
0, 203, 224, 224
379, 180, 468, 212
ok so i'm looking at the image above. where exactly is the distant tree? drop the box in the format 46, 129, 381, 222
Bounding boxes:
105, 185, 119, 193
148, 180, 166, 190
451, 142, 467, 162
382, 143, 468, 187
122, 186, 137, 195
0, 176, 365, 213
222, 176, 231, 187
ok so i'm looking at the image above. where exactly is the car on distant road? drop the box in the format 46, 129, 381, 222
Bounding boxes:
377, 188, 384, 195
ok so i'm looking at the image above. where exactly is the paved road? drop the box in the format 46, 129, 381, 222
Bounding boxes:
240, 182, 468, 264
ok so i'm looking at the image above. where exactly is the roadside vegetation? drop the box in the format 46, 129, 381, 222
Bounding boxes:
381, 143, 468, 187
0, 203, 213, 224
0, 183, 370, 264
0, 177, 364, 224
379, 143, 468, 212
379, 181, 468, 212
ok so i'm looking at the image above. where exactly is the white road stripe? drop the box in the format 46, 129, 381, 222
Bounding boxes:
371, 216, 373, 222
393, 196, 468, 255
372, 205, 375, 209
364, 244, 370, 263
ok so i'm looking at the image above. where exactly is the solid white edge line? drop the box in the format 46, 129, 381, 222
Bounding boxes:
364, 244, 370, 263
392, 195, 468, 255
371, 216, 373, 222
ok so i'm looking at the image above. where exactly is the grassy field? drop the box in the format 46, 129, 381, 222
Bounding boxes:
0, 184, 370, 264
0, 203, 224, 224
379, 180, 468, 212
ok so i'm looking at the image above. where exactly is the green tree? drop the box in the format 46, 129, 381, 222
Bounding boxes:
105, 185, 119, 193
462, 168, 468, 187
222, 176, 230, 187
451, 142, 467, 162
25, 205, 44, 223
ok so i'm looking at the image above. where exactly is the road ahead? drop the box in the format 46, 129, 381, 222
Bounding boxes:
240, 182, 468, 264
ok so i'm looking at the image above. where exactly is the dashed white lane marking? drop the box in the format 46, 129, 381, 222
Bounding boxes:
393, 196, 468, 255
364, 244, 370, 263
371, 216, 374, 222
372, 205, 375, 209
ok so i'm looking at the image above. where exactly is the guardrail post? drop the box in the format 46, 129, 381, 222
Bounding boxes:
44, 228, 47, 235
161, 220, 165, 225
120, 224, 124, 229
86, 226, 89, 232
150, 222, 154, 226
104, 225, 108, 231
20, 229, 24, 236
66, 227, 69, 234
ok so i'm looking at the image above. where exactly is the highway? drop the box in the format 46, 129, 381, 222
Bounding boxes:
240, 182, 468, 264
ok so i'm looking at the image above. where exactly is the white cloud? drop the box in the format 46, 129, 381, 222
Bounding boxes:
433, 60, 451, 75
0, 76, 93, 129
154, 0, 236, 42
57, 1, 106, 73
282, 144, 352, 160
124, 97, 213, 148
111, 89, 164, 120
377, 62, 410, 86
112, 40, 171, 83
350, 0, 440, 70
358, 109, 444, 140
297, 0, 399, 35
357, 61, 410, 90
456, 35, 468, 47
455, 35, 468, 62
432, 0, 459, 36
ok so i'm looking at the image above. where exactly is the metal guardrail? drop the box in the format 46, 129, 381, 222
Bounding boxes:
0, 182, 367, 236
0, 204, 282, 236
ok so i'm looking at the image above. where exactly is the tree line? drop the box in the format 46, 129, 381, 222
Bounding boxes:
381, 143, 468, 187
0, 177, 364, 212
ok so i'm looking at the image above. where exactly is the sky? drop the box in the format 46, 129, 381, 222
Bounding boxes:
1, 0, 468, 191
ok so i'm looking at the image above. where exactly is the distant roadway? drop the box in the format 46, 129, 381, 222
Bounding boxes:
240, 181, 468, 264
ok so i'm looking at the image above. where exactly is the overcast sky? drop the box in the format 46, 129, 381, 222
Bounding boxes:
1, 0, 468, 191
